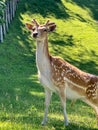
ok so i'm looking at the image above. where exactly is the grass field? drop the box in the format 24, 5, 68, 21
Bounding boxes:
0, 0, 98, 129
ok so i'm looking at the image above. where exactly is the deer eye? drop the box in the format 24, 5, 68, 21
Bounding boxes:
32, 27, 35, 31
43, 28, 47, 32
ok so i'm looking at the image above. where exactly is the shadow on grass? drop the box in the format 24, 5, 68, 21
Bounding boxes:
67, 49, 98, 75
51, 122, 98, 130
72, 0, 98, 20
50, 32, 74, 47
20, 0, 69, 19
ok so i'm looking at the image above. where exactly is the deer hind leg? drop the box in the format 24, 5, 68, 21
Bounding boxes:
84, 99, 98, 125
92, 106, 98, 125
59, 88, 69, 126
42, 88, 52, 125
95, 107, 98, 125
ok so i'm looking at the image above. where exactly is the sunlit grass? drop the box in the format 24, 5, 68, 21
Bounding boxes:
30, 91, 44, 97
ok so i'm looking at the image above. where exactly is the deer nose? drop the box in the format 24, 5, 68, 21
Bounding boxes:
33, 32, 38, 38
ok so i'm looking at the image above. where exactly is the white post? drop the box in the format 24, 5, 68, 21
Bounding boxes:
0, 25, 3, 43
0, 0, 20, 43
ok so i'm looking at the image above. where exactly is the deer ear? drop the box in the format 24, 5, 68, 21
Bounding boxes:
48, 24, 56, 32
25, 23, 33, 30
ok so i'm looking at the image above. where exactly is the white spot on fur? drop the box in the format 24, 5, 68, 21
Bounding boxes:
61, 72, 64, 77
64, 77, 66, 81
51, 62, 53, 66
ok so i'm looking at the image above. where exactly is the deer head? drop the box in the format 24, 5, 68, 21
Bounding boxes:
26, 19, 56, 40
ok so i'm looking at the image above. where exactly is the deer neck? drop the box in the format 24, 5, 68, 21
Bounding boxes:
36, 36, 51, 74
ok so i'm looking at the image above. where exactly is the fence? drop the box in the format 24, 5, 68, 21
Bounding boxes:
0, 0, 19, 43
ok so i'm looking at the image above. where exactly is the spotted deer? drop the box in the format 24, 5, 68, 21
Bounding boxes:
26, 19, 98, 126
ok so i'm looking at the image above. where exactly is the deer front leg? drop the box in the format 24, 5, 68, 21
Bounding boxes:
59, 89, 69, 126
42, 88, 52, 125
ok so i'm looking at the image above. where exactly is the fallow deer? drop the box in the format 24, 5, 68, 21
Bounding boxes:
26, 19, 98, 126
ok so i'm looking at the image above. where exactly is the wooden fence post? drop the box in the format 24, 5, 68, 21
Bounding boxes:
0, 25, 3, 43
0, 0, 19, 43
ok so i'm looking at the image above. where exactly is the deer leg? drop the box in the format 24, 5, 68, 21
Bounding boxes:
93, 108, 98, 125
92, 106, 98, 125
59, 89, 69, 126
96, 117, 98, 126
83, 99, 98, 125
42, 89, 52, 125
70, 100, 76, 107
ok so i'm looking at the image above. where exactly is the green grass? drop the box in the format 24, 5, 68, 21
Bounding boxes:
0, 0, 98, 129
